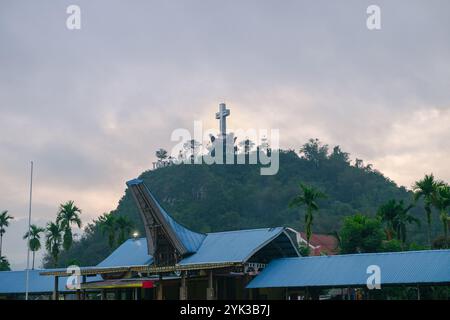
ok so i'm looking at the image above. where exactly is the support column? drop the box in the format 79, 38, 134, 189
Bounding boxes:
180, 272, 188, 300
101, 289, 106, 300
206, 271, 216, 300
53, 276, 59, 300
417, 285, 421, 300
82, 275, 87, 300
157, 280, 164, 300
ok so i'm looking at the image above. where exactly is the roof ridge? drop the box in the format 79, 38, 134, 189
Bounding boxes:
206, 227, 283, 235
282, 249, 450, 260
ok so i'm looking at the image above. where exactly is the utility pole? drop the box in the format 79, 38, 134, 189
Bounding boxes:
25, 161, 33, 300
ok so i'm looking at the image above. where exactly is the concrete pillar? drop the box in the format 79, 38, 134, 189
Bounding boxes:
52, 276, 59, 300
180, 272, 188, 300
157, 281, 163, 300
206, 271, 215, 300
417, 285, 421, 300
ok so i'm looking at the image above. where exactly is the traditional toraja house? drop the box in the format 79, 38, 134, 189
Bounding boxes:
37, 179, 300, 300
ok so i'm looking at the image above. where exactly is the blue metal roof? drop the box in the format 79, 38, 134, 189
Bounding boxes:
246, 249, 450, 288
127, 179, 206, 254
179, 227, 286, 265
96, 238, 153, 267
0, 269, 100, 294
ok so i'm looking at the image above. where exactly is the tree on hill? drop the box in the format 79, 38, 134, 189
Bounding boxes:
155, 148, 168, 162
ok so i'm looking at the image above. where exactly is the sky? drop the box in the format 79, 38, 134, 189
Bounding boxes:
1, 0, 449, 269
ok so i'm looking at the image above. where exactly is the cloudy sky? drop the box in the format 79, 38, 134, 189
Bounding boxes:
1, 0, 449, 268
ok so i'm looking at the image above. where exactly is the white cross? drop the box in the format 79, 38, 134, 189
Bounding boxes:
215, 103, 230, 137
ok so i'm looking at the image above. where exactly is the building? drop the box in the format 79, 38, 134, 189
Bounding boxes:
35, 179, 300, 300
1, 179, 450, 300
246, 249, 450, 299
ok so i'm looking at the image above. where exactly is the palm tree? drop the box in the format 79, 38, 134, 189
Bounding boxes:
56, 201, 82, 251
289, 183, 326, 249
238, 139, 255, 154
45, 221, 63, 267
432, 184, 450, 247
377, 200, 398, 240
378, 200, 419, 248
392, 201, 420, 248
115, 216, 134, 245
0, 255, 10, 271
98, 213, 117, 248
23, 224, 45, 269
413, 174, 440, 246
0, 210, 14, 257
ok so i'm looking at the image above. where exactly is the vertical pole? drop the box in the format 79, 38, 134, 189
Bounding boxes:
207, 271, 215, 300
134, 287, 139, 300
53, 276, 59, 300
82, 275, 87, 300
417, 285, 421, 300
157, 277, 163, 300
180, 272, 187, 300
25, 161, 34, 301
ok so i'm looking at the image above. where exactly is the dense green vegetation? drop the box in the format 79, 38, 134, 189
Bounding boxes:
45, 139, 450, 268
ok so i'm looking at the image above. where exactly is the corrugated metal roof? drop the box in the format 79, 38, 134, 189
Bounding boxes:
143, 183, 206, 253
127, 179, 206, 253
96, 238, 153, 267
179, 227, 286, 265
246, 249, 450, 288
0, 269, 100, 294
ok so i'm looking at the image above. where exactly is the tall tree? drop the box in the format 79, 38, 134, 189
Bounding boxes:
155, 148, 168, 162
377, 200, 399, 240
116, 215, 134, 245
183, 140, 201, 163
98, 213, 117, 248
289, 183, 326, 249
23, 224, 46, 269
392, 201, 420, 248
45, 221, 63, 267
56, 201, 82, 251
413, 174, 441, 246
299, 138, 329, 168
377, 199, 419, 248
238, 138, 255, 154
340, 214, 385, 254
0, 210, 13, 257
432, 184, 450, 247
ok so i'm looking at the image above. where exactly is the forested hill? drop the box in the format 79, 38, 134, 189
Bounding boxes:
51, 142, 429, 267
